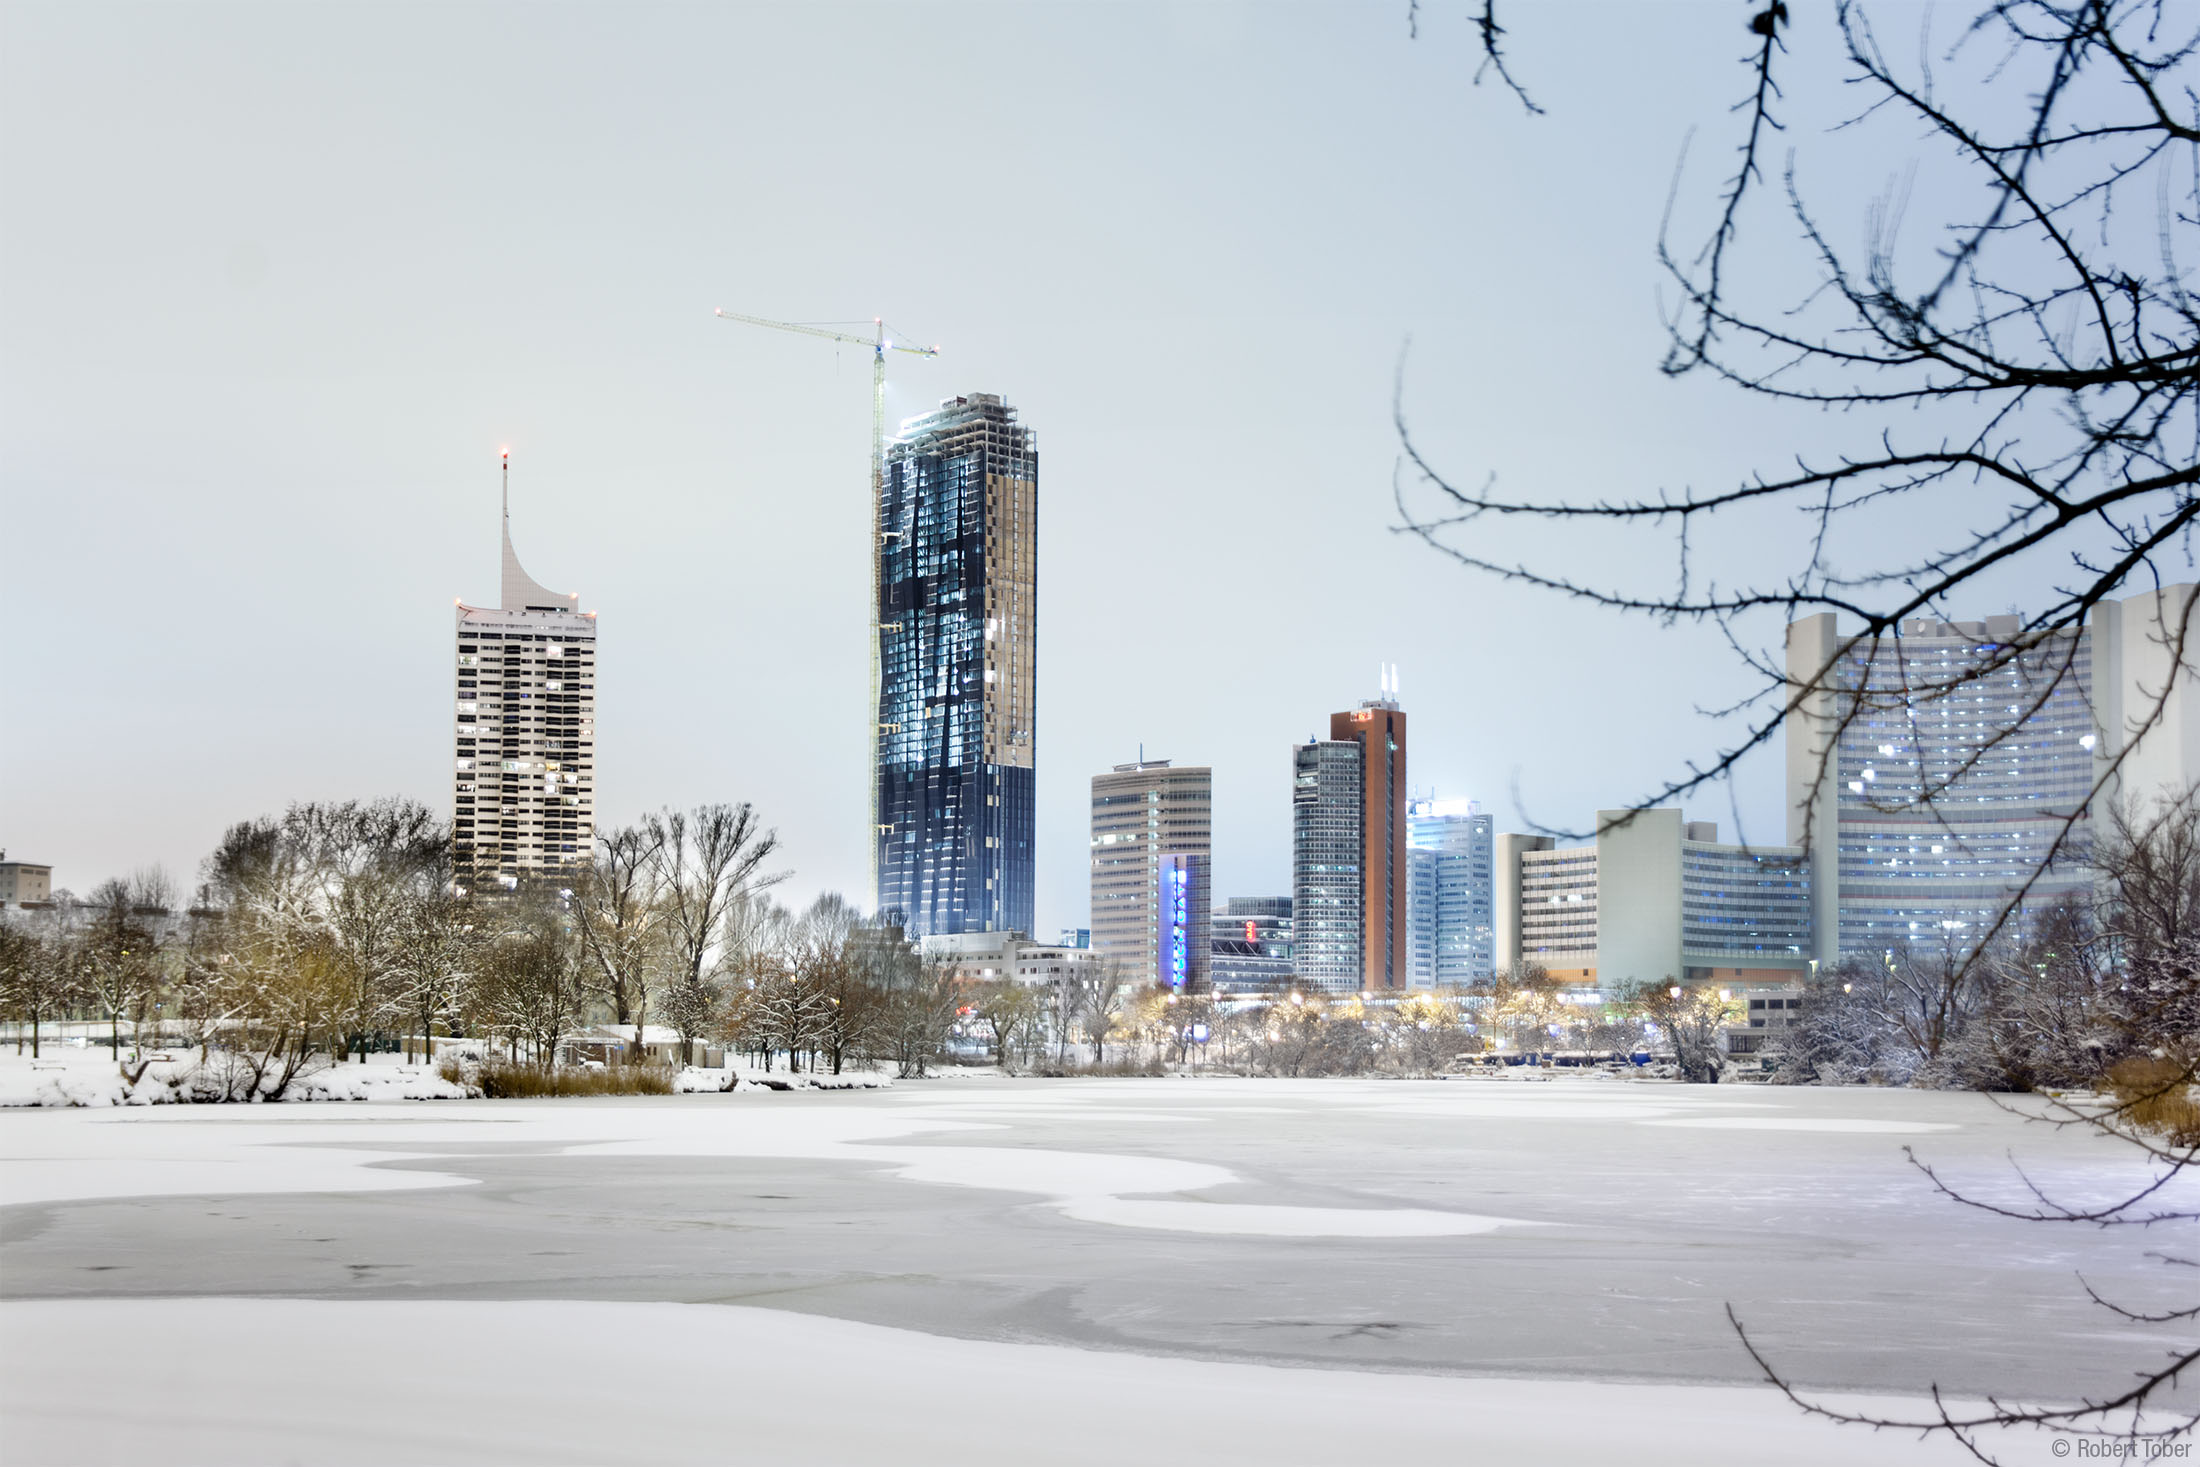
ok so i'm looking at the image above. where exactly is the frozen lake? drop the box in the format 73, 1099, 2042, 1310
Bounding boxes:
3, 1075, 2191, 1463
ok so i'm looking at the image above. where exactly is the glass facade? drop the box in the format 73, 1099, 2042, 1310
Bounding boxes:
1829, 618, 2095, 957
875, 395, 1036, 938
1291, 741, 1364, 990
1407, 799, 1496, 986
1680, 844, 1810, 961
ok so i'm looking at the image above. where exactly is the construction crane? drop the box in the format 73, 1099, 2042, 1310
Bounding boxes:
713, 309, 940, 908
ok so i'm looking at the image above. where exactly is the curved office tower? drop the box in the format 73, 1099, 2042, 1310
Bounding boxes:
875, 394, 1036, 938
1786, 584, 2199, 961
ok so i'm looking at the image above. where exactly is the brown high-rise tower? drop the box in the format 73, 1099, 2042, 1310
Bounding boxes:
1330, 691, 1407, 991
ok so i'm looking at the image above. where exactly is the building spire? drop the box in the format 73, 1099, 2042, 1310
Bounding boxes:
498, 450, 579, 614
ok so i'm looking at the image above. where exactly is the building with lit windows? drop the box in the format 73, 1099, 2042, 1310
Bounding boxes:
1292, 693, 1409, 992
1406, 798, 1495, 986
1209, 897, 1293, 994
875, 394, 1037, 938
1090, 760, 1211, 990
1492, 812, 1811, 991
1292, 738, 1363, 991
1786, 584, 2199, 962
452, 461, 597, 894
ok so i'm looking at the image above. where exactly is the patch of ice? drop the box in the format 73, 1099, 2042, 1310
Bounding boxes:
1642, 1117, 1960, 1134
0, 1297, 2012, 1466
1060, 1198, 1520, 1236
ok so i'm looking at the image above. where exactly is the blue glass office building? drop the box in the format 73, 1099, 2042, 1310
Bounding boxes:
875, 394, 1037, 938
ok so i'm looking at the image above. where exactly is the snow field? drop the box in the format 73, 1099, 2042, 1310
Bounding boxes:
0, 1297, 2019, 1467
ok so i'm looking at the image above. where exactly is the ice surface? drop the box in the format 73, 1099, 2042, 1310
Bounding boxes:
0, 1297, 2018, 1466
1644, 1116, 1959, 1133
5, 1074, 2194, 1461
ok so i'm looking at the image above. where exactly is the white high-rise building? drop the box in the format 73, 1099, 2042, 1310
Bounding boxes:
1090, 760, 1211, 989
452, 459, 598, 894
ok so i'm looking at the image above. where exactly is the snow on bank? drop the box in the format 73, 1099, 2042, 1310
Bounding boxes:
674, 1064, 891, 1094
0, 1297, 2013, 1467
0, 1049, 468, 1109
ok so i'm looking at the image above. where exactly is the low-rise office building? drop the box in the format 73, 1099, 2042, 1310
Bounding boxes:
1494, 811, 1811, 992
921, 930, 1106, 987
0, 856, 53, 908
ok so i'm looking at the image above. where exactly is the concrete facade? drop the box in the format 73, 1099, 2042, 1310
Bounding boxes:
920, 930, 1104, 987
1089, 760, 1211, 991
1494, 813, 1811, 991
452, 463, 598, 895
0, 859, 53, 907
1787, 583, 2199, 963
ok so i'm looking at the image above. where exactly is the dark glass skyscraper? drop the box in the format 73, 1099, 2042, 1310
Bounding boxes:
875, 393, 1036, 937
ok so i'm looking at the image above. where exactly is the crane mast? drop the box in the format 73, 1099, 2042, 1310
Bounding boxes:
713, 310, 940, 910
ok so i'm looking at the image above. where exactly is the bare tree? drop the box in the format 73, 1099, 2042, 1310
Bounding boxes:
572, 823, 669, 1057
652, 803, 783, 992
0, 919, 82, 1059
1405, 2, 2198, 937
1619, 980, 1734, 1084
392, 884, 477, 1065
873, 952, 959, 1079
1078, 960, 1126, 1066
307, 801, 446, 1062
80, 876, 165, 1067
470, 894, 586, 1067
785, 895, 871, 1075
1405, 9, 2200, 1445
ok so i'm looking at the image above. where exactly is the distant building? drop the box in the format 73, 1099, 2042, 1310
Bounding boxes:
1209, 897, 1294, 995
921, 930, 1103, 987
1090, 760, 1212, 990
0, 856, 52, 908
1292, 738, 1363, 991
1292, 693, 1409, 992
1493, 811, 1811, 991
1058, 928, 1090, 950
876, 394, 1037, 939
1788, 584, 2200, 962
452, 460, 598, 895
1725, 985, 1807, 1060
1406, 799, 1495, 986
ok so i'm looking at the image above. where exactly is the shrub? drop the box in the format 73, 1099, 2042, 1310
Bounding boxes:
2102, 1053, 2200, 1147
443, 1056, 676, 1098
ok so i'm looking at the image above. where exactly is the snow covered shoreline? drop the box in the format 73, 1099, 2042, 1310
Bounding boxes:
0, 1048, 894, 1108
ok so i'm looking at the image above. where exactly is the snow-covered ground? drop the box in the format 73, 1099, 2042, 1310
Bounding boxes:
0, 1046, 891, 1106
0, 1045, 469, 1107
2, 1076, 2191, 1464
3, 1296, 2018, 1466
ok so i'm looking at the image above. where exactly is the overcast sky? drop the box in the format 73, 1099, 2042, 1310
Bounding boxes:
2, 1, 2095, 929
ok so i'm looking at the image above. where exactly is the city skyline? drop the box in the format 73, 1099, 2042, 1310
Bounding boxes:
7, 3, 2181, 936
